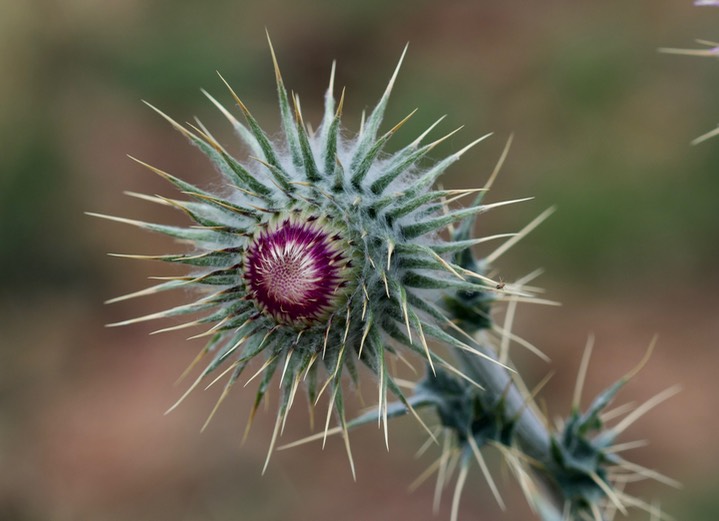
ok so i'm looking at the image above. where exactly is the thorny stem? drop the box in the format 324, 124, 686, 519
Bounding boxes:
452, 331, 570, 520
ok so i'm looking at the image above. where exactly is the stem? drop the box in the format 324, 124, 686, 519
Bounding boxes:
452, 330, 567, 518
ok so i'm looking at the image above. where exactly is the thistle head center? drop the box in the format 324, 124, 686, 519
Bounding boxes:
245, 215, 351, 326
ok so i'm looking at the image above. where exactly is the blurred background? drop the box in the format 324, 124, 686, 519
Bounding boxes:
1, 1, 718, 520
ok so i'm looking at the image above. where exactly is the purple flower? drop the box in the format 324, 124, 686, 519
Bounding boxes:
245, 214, 352, 326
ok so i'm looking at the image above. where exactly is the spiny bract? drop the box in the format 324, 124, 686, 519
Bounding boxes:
93, 37, 528, 473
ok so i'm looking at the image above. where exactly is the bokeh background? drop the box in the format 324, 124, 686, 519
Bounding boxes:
1, 1, 718, 520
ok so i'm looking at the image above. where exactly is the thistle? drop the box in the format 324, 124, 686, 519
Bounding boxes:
89, 35, 533, 474
87, 32, 683, 520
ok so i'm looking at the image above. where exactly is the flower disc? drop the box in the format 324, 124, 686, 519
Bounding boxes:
244, 213, 353, 327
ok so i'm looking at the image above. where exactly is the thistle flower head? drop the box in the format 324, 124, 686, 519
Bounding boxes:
93, 36, 527, 472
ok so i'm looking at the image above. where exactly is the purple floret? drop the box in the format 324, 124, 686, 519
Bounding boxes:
245, 219, 346, 324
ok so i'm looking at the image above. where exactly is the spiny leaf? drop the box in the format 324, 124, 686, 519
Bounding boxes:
402, 271, 487, 292
205, 326, 261, 374
86, 212, 237, 244
187, 192, 260, 221
317, 60, 337, 150
292, 93, 321, 182
401, 198, 532, 239
266, 31, 303, 170
107, 300, 216, 328
245, 351, 282, 439
202, 88, 264, 158
349, 44, 408, 174
370, 126, 462, 195
351, 109, 417, 188
104, 280, 188, 304
250, 156, 295, 194
160, 198, 244, 228
322, 87, 344, 178
426, 234, 516, 255
386, 188, 474, 221
212, 147, 276, 200
217, 72, 289, 178
379, 134, 492, 211
108, 248, 241, 267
